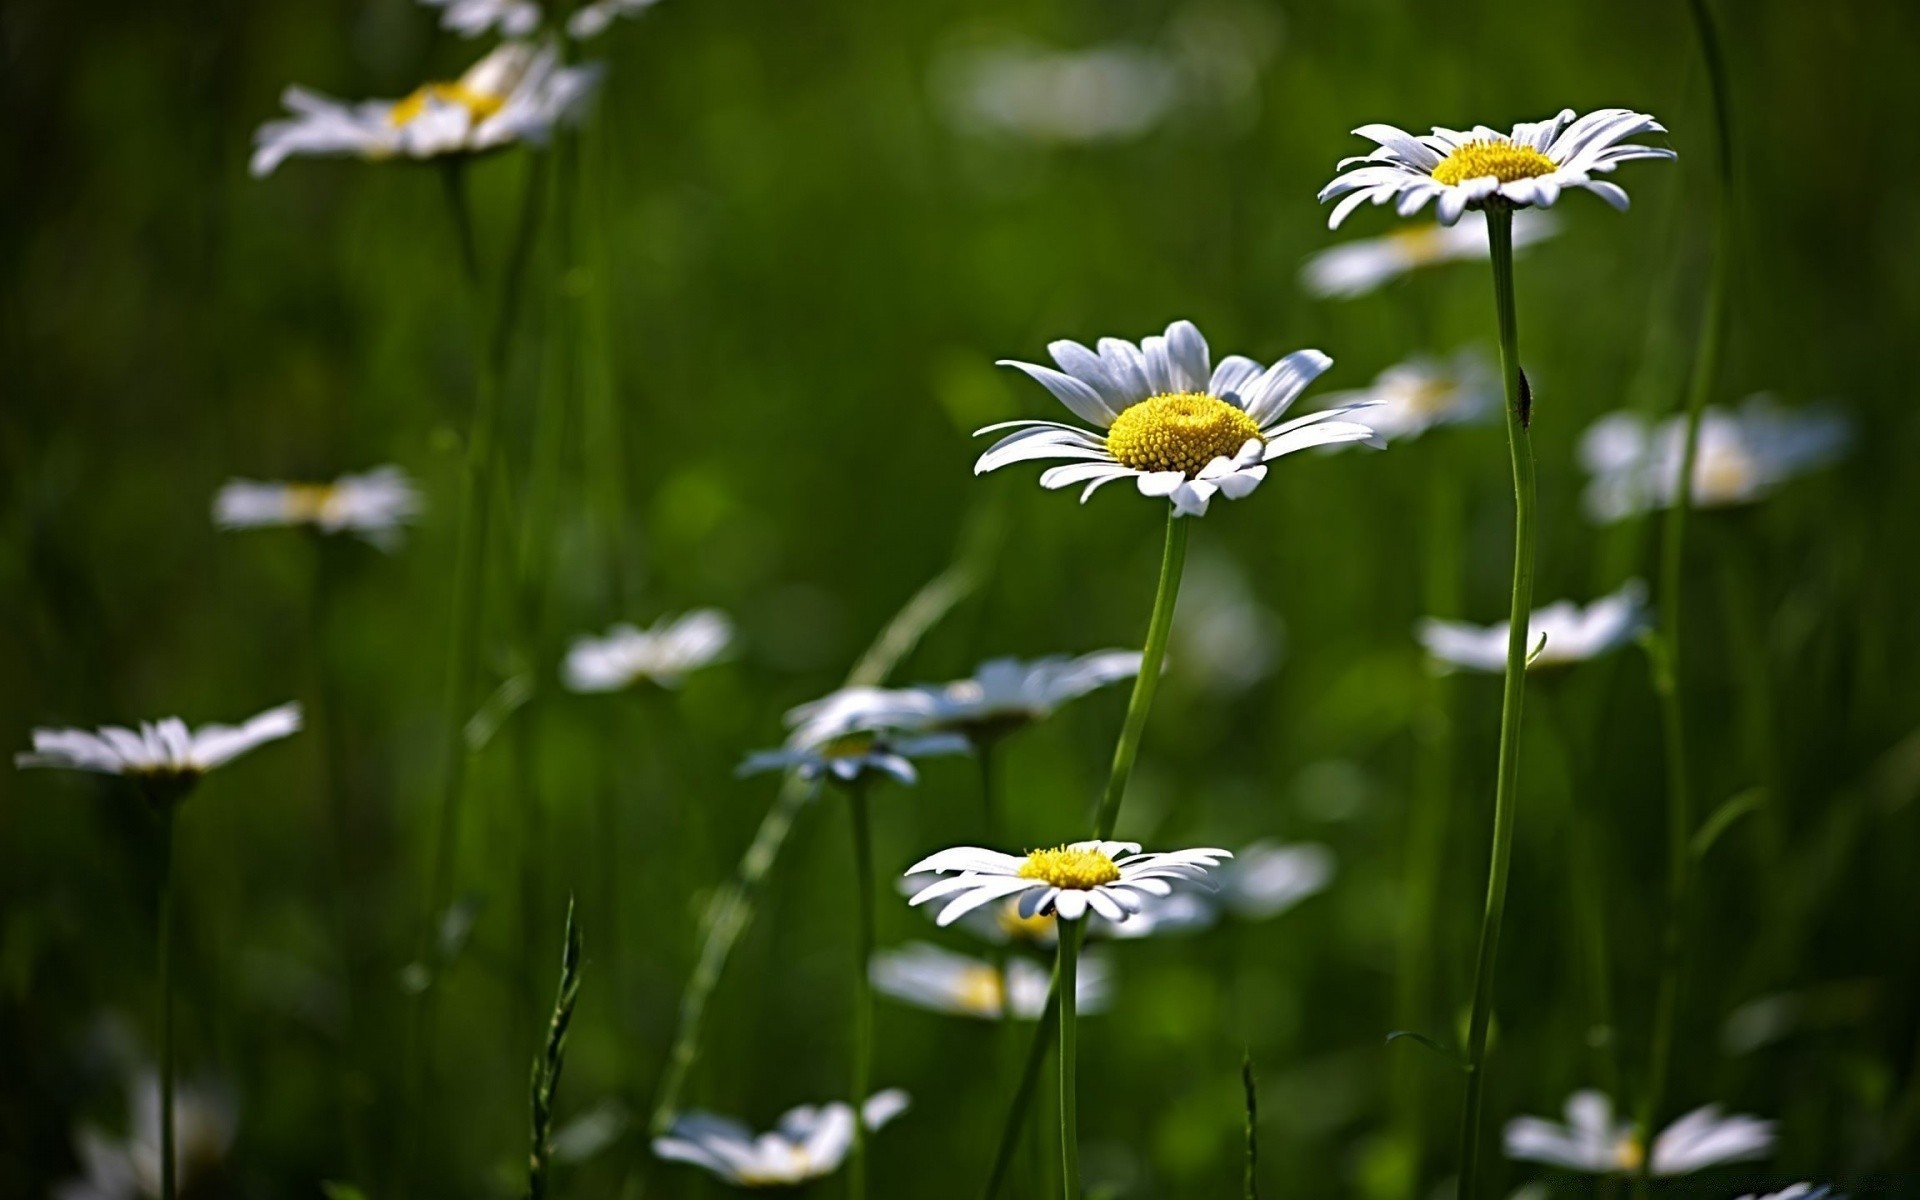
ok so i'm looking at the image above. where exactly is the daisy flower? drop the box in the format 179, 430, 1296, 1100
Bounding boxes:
250, 42, 602, 177
977, 319, 1380, 518
901, 651, 1142, 743
421, 0, 542, 38
1300, 210, 1559, 299
213, 466, 421, 549
1318, 108, 1676, 229
1504, 1090, 1774, 1176
1737, 1186, 1838, 1200
563, 610, 734, 692
568, 0, 664, 40
59, 1071, 236, 1200
869, 942, 1110, 1020
1578, 397, 1852, 523
1419, 580, 1647, 674
1317, 348, 1497, 444
906, 840, 1230, 924
17, 703, 302, 800
653, 1091, 909, 1188
738, 686, 967, 787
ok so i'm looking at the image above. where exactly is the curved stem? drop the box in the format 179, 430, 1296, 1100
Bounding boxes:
1056, 918, 1083, 1200
156, 802, 178, 1200
846, 781, 877, 1200
1456, 204, 1537, 1200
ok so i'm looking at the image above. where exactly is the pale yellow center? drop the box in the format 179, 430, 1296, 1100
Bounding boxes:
1387, 223, 1449, 263
1105, 392, 1261, 476
955, 966, 1006, 1016
1613, 1137, 1644, 1172
1697, 447, 1756, 498
1018, 845, 1121, 890
1403, 377, 1461, 416
736, 1143, 815, 1187
283, 483, 341, 522
1431, 139, 1558, 187
995, 900, 1058, 942
389, 82, 506, 128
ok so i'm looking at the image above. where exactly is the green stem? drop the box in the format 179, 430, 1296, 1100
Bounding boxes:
1056, 919, 1083, 1200
156, 800, 178, 1200
847, 781, 876, 1200
1455, 203, 1537, 1200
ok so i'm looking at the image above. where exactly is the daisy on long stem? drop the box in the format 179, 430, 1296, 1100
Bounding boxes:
16, 704, 300, 1200
1321, 106, 1673, 1200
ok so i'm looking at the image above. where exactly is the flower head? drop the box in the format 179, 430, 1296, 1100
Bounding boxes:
1419, 580, 1647, 674
738, 686, 967, 787
17, 703, 302, 802
563, 610, 733, 692
1579, 397, 1851, 523
903, 651, 1141, 742
1301, 210, 1559, 298
1737, 1186, 1839, 1200
59, 1071, 236, 1200
907, 840, 1230, 924
421, 0, 542, 38
214, 466, 421, 549
1319, 109, 1675, 229
1505, 1090, 1773, 1176
568, 0, 664, 40
870, 942, 1109, 1019
1317, 348, 1496, 443
977, 319, 1380, 518
251, 42, 602, 177
653, 1091, 909, 1188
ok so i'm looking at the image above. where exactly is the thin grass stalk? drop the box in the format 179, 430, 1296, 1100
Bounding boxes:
846, 780, 877, 1200
1242, 1053, 1259, 1200
155, 799, 178, 1200
1455, 203, 1537, 1200
1055, 918, 1083, 1200
527, 899, 583, 1200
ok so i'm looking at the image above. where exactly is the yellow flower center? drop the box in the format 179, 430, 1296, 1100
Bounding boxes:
1430, 139, 1558, 187
736, 1143, 815, 1187
1387, 223, 1449, 263
389, 82, 507, 128
1403, 377, 1461, 416
819, 731, 879, 759
1696, 447, 1755, 499
956, 966, 1007, 1016
1019, 845, 1121, 890
283, 483, 341, 522
1105, 392, 1262, 476
1613, 1136, 1644, 1172
995, 900, 1058, 942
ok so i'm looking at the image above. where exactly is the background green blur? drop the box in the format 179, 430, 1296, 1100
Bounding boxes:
5, 0, 1920, 1196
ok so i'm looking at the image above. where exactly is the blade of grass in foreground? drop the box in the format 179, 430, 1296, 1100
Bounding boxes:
526, 899, 583, 1200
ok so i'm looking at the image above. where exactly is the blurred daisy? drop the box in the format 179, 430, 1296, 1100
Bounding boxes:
568, 0, 664, 39
1505, 1090, 1773, 1176
251, 42, 602, 177
421, 0, 541, 38
653, 1091, 909, 1188
978, 319, 1379, 518
1317, 348, 1496, 444
907, 841, 1230, 924
906, 652, 1142, 744
870, 942, 1109, 1019
1578, 398, 1852, 523
1168, 550, 1281, 693
738, 687, 966, 786
17, 703, 302, 799
1319, 108, 1675, 228
1419, 581, 1647, 674
563, 610, 733, 692
1301, 210, 1560, 298
213, 466, 421, 549
935, 39, 1181, 145
1215, 840, 1335, 920
58, 1071, 235, 1200
1737, 1187, 1838, 1200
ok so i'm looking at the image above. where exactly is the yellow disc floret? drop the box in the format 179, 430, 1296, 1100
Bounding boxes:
1431, 139, 1558, 187
1105, 392, 1262, 477
283, 483, 341, 523
389, 82, 507, 128
1019, 845, 1121, 890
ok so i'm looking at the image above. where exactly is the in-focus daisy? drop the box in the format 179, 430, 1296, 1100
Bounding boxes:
1419, 581, 1647, 674
738, 687, 967, 787
1317, 348, 1497, 444
213, 466, 421, 550
17, 703, 303, 802
870, 942, 1110, 1020
1301, 210, 1559, 299
59, 1071, 235, 1200
568, 0, 663, 40
421, 0, 542, 38
653, 1091, 909, 1188
1578, 398, 1852, 523
906, 840, 1230, 924
1318, 108, 1676, 229
902, 651, 1142, 744
563, 610, 733, 693
977, 319, 1380, 518
251, 42, 602, 177
1504, 1090, 1774, 1176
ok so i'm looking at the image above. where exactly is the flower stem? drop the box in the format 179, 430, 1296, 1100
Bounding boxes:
1056, 918, 1083, 1200
156, 800, 178, 1200
1455, 203, 1537, 1200
846, 779, 877, 1200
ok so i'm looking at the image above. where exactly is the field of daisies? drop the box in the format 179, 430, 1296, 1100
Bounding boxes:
5, 0, 1918, 1197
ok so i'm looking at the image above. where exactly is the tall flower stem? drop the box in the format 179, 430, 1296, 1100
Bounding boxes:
155, 799, 179, 1200
1455, 203, 1537, 1200
845, 779, 877, 1200
1056, 918, 1083, 1200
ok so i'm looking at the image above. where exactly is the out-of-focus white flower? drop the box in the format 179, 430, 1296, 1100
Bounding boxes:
907, 841, 1229, 924
870, 942, 1109, 1019
1317, 348, 1496, 443
738, 686, 967, 787
567, 0, 663, 40
1504, 1090, 1774, 1176
17, 704, 302, 796
653, 1091, 909, 1187
904, 652, 1141, 742
1215, 840, 1334, 919
57, 1072, 236, 1200
251, 42, 602, 177
214, 466, 421, 549
1169, 551, 1282, 693
1301, 210, 1559, 299
421, 0, 541, 38
1419, 581, 1647, 674
563, 610, 733, 692
1578, 397, 1852, 523
1320, 108, 1675, 229
936, 39, 1181, 144
1736, 1186, 1838, 1200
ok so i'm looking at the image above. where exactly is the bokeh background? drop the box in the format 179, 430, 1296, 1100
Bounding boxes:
5, 0, 1920, 1196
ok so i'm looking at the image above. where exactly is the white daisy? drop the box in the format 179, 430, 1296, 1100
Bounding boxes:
562, 610, 733, 693
1316, 348, 1496, 444
903, 651, 1142, 742
1300, 210, 1560, 299
1319, 108, 1676, 229
251, 42, 603, 177
567, 0, 664, 40
738, 687, 968, 786
421, 0, 542, 38
1214, 840, 1335, 920
213, 466, 422, 549
906, 840, 1230, 925
1419, 580, 1647, 674
977, 319, 1380, 518
1578, 397, 1852, 523
17, 703, 302, 797
1737, 1186, 1838, 1200
869, 942, 1109, 1020
1504, 1090, 1774, 1176
653, 1090, 909, 1188
934, 39, 1182, 145
58, 1071, 235, 1200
